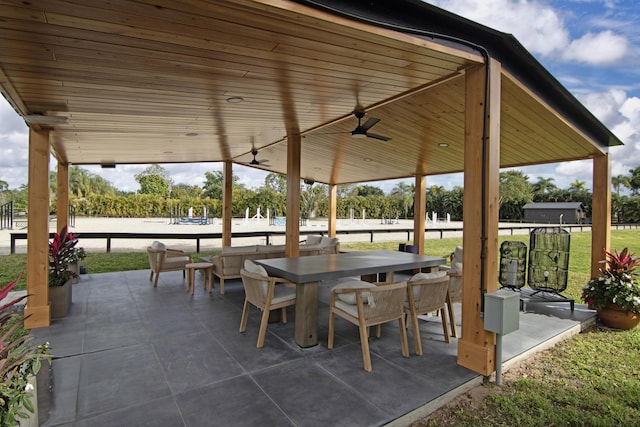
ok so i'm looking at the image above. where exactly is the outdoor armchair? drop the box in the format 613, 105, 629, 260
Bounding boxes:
146, 241, 192, 287
240, 260, 296, 348
328, 280, 409, 372
440, 246, 463, 338
404, 271, 451, 356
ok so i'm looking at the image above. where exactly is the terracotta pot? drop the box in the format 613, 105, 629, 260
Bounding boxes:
597, 304, 640, 330
49, 280, 72, 318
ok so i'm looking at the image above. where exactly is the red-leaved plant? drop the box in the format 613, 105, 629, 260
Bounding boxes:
582, 248, 640, 313
0, 272, 51, 426
48, 226, 78, 287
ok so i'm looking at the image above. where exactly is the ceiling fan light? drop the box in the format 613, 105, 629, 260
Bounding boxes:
351, 132, 366, 138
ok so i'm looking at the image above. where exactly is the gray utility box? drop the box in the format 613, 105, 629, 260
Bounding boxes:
484, 290, 520, 335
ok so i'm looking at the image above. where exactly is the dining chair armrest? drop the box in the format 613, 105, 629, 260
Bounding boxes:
166, 247, 186, 254
272, 277, 296, 287
332, 286, 369, 294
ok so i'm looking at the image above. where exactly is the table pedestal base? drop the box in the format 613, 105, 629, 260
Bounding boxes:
294, 282, 319, 348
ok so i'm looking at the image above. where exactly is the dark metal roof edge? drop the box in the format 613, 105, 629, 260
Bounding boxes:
292, 0, 623, 148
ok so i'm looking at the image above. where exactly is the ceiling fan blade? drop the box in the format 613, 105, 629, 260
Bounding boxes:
367, 133, 391, 142
361, 117, 380, 131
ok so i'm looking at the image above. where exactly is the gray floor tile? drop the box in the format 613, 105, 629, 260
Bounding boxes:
77, 344, 172, 418
253, 359, 388, 427
175, 375, 293, 427
75, 395, 185, 427
152, 330, 245, 393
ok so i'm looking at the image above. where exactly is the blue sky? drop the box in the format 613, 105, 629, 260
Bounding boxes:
1, 0, 639, 194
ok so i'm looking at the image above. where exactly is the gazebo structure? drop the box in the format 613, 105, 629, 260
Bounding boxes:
0, 0, 620, 378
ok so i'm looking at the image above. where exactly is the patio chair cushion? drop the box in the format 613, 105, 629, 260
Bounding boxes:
450, 246, 463, 274
409, 270, 448, 299
163, 256, 191, 268
305, 235, 323, 245
333, 280, 375, 304
320, 236, 339, 247
244, 259, 270, 294
223, 245, 258, 254
151, 240, 166, 251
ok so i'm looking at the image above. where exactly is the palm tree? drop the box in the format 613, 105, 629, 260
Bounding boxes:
612, 175, 630, 197
533, 176, 556, 194
569, 179, 586, 193
390, 182, 414, 219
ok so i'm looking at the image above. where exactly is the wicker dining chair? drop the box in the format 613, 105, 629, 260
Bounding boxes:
146, 241, 192, 287
445, 246, 463, 338
328, 281, 409, 372
239, 260, 296, 348
404, 271, 451, 356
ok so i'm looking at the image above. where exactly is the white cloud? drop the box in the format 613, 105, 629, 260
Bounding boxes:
581, 89, 628, 128
563, 30, 628, 64
428, 0, 569, 56
426, 0, 629, 65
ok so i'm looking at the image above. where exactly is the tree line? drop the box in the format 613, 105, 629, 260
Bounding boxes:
2, 165, 640, 223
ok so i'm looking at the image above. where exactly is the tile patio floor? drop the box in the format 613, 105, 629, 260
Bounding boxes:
31, 269, 595, 427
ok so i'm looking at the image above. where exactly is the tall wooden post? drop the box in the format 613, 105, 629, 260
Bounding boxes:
57, 161, 69, 233
328, 184, 337, 238
24, 129, 51, 328
457, 60, 501, 376
222, 161, 232, 247
413, 175, 426, 253
285, 134, 301, 257
591, 152, 611, 277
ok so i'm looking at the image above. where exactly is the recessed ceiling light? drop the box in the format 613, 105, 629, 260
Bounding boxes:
438, 143, 449, 147
226, 97, 244, 103
185, 133, 198, 137
363, 157, 372, 162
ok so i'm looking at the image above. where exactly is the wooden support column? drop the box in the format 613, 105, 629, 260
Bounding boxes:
413, 175, 426, 254
328, 184, 337, 238
24, 129, 51, 328
591, 152, 611, 277
222, 161, 232, 247
285, 134, 301, 257
457, 60, 501, 376
57, 161, 69, 233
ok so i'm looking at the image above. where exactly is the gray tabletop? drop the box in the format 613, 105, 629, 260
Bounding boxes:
255, 250, 446, 283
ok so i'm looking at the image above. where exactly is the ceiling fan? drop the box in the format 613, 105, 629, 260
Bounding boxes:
316, 110, 391, 141
242, 147, 270, 167
350, 110, 391, 141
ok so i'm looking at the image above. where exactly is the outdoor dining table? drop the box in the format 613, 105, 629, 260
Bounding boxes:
255, 250, 446, 348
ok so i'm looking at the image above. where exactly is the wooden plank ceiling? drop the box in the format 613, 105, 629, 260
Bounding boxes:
0, 0, 607, 185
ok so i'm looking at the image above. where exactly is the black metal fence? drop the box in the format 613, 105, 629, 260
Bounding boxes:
10, 223, 638, 254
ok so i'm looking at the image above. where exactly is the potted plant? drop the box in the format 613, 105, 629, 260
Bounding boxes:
1, 273, 51, 426
581, 248, 640, 330
48, 226, 78, 318
67, 247, 86, 284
